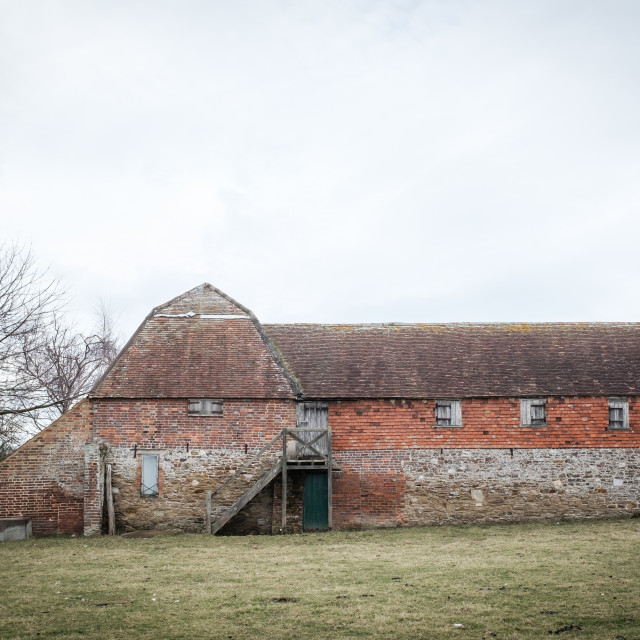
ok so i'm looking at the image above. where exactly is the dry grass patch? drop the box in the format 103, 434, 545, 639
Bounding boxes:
0, 519, 638, 639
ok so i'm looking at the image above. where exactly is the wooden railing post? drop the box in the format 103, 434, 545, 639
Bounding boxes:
327, 429, 332, 530
106, 463, 115, 536
205, 490, 212, 534
281, 429, 287, 533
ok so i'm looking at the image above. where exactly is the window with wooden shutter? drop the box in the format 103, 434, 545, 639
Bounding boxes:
188, 399, 223, 416
521, 398, 546, 427
608, 397, 629, 430
434, 400, 462, 427
141, 455, 159, 496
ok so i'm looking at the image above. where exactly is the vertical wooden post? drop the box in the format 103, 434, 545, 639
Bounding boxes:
281, 430, 287, 534
106, 464, 115, 536
205, 490, 212, 534
327, 429, 332, 530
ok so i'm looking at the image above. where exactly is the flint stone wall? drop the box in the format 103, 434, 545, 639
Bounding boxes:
107, 446, 280, 533
404, 447, 640, 525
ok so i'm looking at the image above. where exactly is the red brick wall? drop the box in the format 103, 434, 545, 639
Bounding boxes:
330, 397, 640, 450
0, 400, 92, 536
93, 398, 295, 450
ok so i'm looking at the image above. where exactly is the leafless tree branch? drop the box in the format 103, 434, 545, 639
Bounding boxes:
0, 244, 121, 458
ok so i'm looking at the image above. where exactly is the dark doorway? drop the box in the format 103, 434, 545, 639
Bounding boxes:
303, 471, 328, 531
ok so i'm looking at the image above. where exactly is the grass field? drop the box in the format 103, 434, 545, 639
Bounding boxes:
0, 519, 638, 640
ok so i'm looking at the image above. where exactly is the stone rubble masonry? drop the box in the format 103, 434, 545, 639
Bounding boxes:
332, 447, 640, 529
0, 400, 92, 536
93, 398, 295, 533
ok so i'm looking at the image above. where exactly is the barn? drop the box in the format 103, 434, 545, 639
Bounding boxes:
1, 283, 639, 536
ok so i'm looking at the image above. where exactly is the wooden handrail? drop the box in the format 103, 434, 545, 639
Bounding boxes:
211, 430, 283, 499
211, 427, 330, 499
284, 429, 328, 459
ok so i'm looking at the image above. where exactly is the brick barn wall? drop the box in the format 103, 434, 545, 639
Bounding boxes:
330, 397, 640, 450
93, 398, 295, 533
0, 400, 92, 536
329, 398, 640, 529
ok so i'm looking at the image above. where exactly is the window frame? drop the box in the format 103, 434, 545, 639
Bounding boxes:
433, 399, 463, 428
608, 397, 629, 430
188, 398, 224, 416
520, 398, 547, 427
140, 454, 159, 497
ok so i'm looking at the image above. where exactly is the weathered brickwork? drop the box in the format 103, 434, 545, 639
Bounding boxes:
330, 397, 640, 450
0, 401, 92, 536
93, 398, 294, 450
93, 398, 295, 533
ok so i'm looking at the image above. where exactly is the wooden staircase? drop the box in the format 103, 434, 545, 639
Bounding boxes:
206, 427, 333, 534
210, 460, 283, 535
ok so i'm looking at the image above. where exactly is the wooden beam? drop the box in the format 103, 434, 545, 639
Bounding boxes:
205, 490, 212, 534
106, 464, 115, 536
327, 430, 333, 530
282, 429, 287, 534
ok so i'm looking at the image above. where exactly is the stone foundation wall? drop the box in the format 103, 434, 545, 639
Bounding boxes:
332, 448, 640, 529
403, 447, 640, 525
107, 446, 281, 533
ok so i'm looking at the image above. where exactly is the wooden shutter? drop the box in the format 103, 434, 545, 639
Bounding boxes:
205, 400, 223, 415
435, 401, 451, 426
452, 400, 462, 426
188, 399, 202, 415
608, 397, 629, 429
296, 402, 329, 458
521, 399, 546, 426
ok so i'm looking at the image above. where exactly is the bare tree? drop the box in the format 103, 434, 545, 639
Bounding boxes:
0, 245, 62, 409
0, 244, 121, 458
23, 304, 121, 419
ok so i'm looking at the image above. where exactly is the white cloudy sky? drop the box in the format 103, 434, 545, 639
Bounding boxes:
2, 0, 640, 339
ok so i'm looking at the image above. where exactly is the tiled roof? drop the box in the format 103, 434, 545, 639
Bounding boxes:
264, 322, 640, 398
91, 284, 296, 399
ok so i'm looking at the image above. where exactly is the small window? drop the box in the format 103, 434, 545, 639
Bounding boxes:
521, 398, 546, 427
141, 455, 159, 496
608, 397, 629, 430
188, 399, 223, 416
434, 399, 462, 427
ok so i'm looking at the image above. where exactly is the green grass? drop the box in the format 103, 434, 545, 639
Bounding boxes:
1, 519, 638, 639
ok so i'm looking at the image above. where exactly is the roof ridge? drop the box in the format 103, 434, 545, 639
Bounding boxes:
91, 284, 304, 399
263, 321, 640, 328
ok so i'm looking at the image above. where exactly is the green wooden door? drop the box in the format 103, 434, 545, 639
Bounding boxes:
303, 471, 329, 531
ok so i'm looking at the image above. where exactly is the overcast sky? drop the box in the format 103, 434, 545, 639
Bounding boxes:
2, 0, 640, 339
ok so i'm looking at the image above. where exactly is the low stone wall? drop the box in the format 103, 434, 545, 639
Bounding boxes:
331, 447, 639, 529
403, 448, 640, 525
